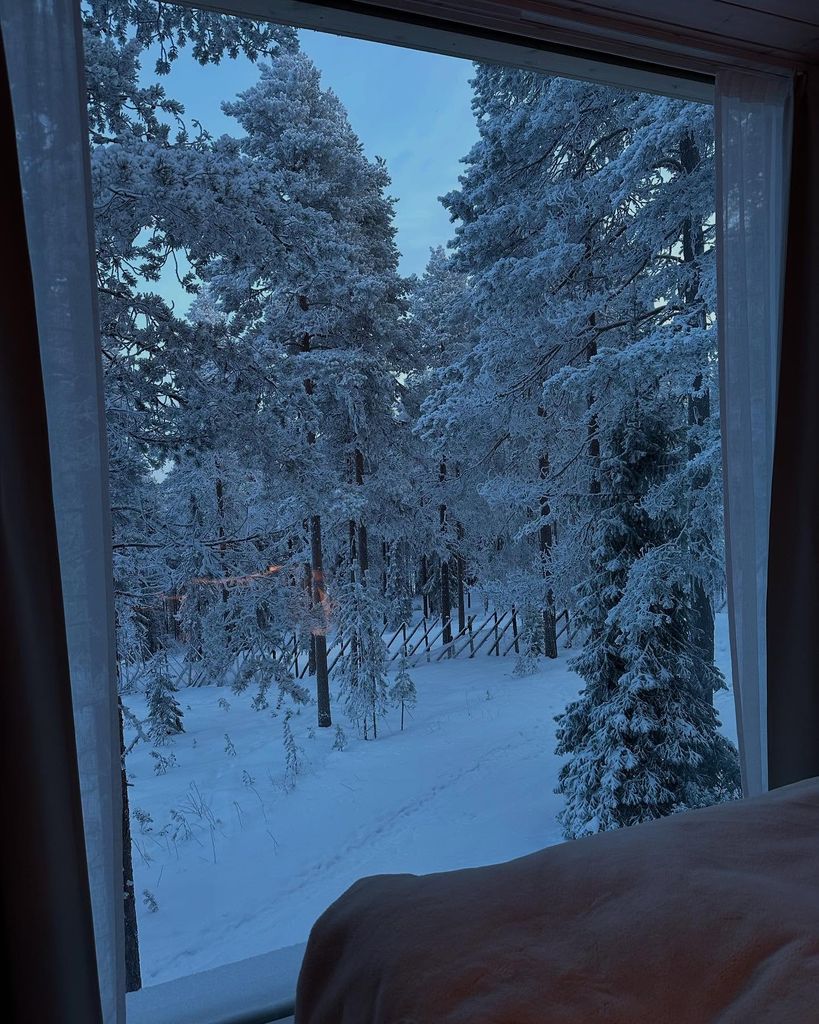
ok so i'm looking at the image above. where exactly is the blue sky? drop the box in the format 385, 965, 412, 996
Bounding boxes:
145, 27, 478, 309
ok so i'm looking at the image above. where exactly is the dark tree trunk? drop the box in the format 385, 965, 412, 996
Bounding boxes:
440, 559, 452, 648
304, 563, 317, 675
119, 700, 141, 992
454, 465, 466, 636
310, 515, 331, 727
456, 554, 466, 636
214, 475, 230, 609
421, 555, 430, 617
537, 425, 558, 659
439, 462, 452, 648
585, 336, 602, 497
354, 448, 368, 576
297, 303, 331, 722
681, 129, 716, 703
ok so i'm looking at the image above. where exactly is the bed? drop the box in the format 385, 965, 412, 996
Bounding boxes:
295, 778, 819, 1023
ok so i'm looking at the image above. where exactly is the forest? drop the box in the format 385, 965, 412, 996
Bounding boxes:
84, 0, 740, 985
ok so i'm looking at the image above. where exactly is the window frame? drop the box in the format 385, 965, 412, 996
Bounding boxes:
61, 0, 798, 1020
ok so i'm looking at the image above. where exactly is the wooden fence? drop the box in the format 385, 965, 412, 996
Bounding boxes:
290, 606, 571, 679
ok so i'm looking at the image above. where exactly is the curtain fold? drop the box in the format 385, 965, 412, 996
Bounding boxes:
767, 69, 819, 790
0, 1, 124, 1019
715, 70, 792, 797
0, 25, 104, 1023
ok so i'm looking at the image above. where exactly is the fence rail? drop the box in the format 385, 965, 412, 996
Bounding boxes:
288, 605, 571, 680
174, 606, 572, 688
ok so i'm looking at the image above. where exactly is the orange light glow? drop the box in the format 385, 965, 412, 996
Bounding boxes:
190, 564, 283, 588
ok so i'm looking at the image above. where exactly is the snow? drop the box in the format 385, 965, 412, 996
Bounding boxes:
126, 613, 735, 988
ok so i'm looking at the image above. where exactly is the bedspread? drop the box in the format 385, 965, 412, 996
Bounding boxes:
295, 778, 819, 1023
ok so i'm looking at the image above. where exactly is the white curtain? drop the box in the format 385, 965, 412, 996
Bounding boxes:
715, 71, 793, 797
0, 0, 124, 1019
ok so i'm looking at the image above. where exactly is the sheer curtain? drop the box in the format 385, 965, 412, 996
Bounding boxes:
715, 71, 793, 797
0, 1, 124, 1020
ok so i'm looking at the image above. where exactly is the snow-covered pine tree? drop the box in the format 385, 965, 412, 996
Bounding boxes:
429, 67, 738, 833
423, 69, 636, 664
335, 569, 390, 739
409, 247, 481, 650
608, 95, 725, 703
548, 90, 738, 837
158, 447, 300, 710
201, 53, 410, 725
513, 608, 543, 677
389, 650, 417, 730
146, 651, 184, 744
84, 2, 298, 684
554, 407, 740, 837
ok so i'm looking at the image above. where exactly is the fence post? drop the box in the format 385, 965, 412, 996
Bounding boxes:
511, 607, 519, 654
494, 611, 499, 656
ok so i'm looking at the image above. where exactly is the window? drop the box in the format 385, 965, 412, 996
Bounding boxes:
81, 0, 743, 998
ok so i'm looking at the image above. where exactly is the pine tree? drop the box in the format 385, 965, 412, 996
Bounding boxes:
84, 2, 298, 688
554, 409, 740, 838
202, 54, 410, 725
146, 652, 184, 744
422, 69, 635, 647
389, 651, 417, 730
513, 609, 543, 678
282, 710, 301, 789
336, 572, 389, 739
430, 67, 738, 832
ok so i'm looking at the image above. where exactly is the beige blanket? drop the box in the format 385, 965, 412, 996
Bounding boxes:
295, 778, 819, 1023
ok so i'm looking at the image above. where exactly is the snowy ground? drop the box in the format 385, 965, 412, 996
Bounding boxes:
125, 613, 736, 987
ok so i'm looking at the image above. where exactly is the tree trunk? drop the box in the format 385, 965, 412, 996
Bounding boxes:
681, 129, 716, 703
585, 337, 602, 497
297, 304, 332, 721
456, 554, 466, 636
119, 700, 141, 992
421, 555, 430, 617
354, 447, 369, 576
214, 475, 230, 609
303, 562, 317, 675
310, 514, 331, 727
537, 435, 558, 659
440, 558, 452, 649
439, 462, 452, 648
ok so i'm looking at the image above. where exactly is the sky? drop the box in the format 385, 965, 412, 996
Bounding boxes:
143, 27, 479, 311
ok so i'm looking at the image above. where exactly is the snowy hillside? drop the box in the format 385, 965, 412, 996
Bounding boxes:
126, 614, 736, 986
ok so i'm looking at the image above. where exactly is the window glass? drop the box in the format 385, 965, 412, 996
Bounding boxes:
83, 0, 739, 989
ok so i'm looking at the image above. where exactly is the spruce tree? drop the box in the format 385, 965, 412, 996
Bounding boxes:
146, 652, 184, 744
336, 571, 389, 739
555, 410, 740, 838
389, 651, 417, 730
